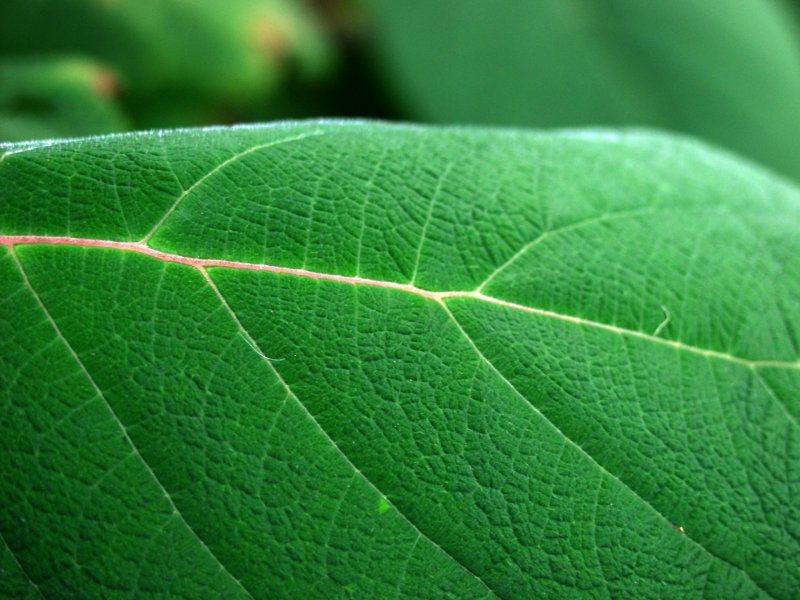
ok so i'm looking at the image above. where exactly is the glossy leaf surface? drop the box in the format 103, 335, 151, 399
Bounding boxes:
1, 122, 799, 598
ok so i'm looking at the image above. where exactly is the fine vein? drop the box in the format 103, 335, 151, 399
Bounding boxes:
8, 248, 256, 600
410, 163, 452, 286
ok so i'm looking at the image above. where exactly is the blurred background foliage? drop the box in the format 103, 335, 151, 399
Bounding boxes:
2, 0, 800, 181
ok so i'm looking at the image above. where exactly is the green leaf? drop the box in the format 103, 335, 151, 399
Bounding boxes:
1, 121, 798, 598
366, 0, 800, 181
0, 535, 41, 600
0, 57, 128, 142
0, 0, 334, 128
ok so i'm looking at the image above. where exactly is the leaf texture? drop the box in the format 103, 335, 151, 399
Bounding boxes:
1, 122, 799, 598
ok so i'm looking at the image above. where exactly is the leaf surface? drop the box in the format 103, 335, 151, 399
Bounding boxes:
1, 122, 799, 598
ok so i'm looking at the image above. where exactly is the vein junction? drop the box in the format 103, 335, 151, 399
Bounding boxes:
1, 234, 798, 371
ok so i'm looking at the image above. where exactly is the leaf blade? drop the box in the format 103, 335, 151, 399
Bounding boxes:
1, 121, 798, 598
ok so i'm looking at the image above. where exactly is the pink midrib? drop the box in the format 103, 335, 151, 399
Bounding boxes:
3, 233, 799, 370
0, 234, 450, 300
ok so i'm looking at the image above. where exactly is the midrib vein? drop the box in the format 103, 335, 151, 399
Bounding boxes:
3, 234, 798, 371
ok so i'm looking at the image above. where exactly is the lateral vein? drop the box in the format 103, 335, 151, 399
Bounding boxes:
139, 130, 324, 244
476, 207, 657, 292
0, 531, 46, 599
8, 248, 256, 600
200, 268, 499, 599
439, 300, 778, 600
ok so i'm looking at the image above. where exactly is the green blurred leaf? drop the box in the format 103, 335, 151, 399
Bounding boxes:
1, 122, 798, 597
367, 0, 800, 180
0, 0, 335, 128
0, 57, 128, 141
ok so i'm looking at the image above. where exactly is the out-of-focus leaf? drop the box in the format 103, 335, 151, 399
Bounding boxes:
0, 57, 127, 141
0, 0, 334, 128
366, 0, 800, 180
